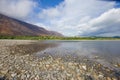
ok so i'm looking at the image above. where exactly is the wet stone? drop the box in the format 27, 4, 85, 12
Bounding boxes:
0, 40, 120, 80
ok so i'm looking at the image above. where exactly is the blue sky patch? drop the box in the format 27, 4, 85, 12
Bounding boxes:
101, 0, 120, 8
37, 0, 64, 9
0, 0, 120, 36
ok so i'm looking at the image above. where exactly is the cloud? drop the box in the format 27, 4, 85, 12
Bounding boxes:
101, 0, 120, 8
35, 23, 50, 30
101, 0, 120, 2
38, 0, 116, 36
0, 0, 36, 20
79, 8, 120, 36
0, 0, 119, 36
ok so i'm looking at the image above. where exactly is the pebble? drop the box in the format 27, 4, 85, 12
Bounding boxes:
0, 70, 8, 74
11, 73, 16, 77
82, 65, 87, 70
98, 74, 104, 78
0, 40, 119, 80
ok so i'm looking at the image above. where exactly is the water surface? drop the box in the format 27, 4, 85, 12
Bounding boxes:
35, 40, 120, 69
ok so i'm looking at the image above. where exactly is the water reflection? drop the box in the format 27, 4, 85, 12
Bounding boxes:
9, 41, 59, 55
7, 40, 120, 68
36, 41, 120, 67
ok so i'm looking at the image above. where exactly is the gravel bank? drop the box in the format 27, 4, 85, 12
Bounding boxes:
0, 40, 120, 80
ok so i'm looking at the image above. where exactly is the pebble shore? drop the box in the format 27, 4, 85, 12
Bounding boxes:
0, 40, 120, 80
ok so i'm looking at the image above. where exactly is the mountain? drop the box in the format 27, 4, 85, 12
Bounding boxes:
0, 14, 63, 37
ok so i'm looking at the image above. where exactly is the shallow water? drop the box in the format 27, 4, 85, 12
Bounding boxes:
1, 40, 120, 79
6, 40, 120, 69
35, 40, 120, 68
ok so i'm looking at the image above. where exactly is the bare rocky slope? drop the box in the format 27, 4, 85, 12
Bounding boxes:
0, 14, 63, 37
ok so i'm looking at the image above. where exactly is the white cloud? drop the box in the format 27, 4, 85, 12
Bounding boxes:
38, 0, 116, 36
79, 8, 120, 36
0, 0, 36, 20
35, 23, 50, 30
39, 8, 61, 19
0, 0, 119, 36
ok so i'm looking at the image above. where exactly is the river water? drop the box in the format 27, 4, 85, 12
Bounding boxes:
35, 40, 120, 69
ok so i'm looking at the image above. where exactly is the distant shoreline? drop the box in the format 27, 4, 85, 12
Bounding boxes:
0, 39, 120, 41
0, 36, 120, 40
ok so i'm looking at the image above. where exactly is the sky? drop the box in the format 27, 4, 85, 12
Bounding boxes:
0, 0, 120, 37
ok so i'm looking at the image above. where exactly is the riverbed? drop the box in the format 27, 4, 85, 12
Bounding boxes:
0, 40, 120, 80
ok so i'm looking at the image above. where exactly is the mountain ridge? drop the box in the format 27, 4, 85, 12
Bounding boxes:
0, 13, 63, 37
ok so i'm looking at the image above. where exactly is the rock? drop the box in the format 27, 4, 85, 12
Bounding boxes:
82, 65, 87, 70
61, 66, 65, 70
94, 56, 99, 59
35, 75, 39, 80
11, 73, 16, 77
68, 62, 73, 66
84, 75, 93, 80
0, 70, 8, 75
26, 74, 30, 78
0, 77, 5, 80
106, 77, 112, 80
46, 64, 50, 68
21, 74, 25, 79
98, 74, 104, 78
0, 40, 119, 80
114, 64, 118, 67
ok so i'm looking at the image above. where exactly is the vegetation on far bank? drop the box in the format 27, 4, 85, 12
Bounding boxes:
0, 35, 120, 40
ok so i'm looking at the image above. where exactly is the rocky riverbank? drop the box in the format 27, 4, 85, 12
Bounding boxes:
0, 40, 120, 80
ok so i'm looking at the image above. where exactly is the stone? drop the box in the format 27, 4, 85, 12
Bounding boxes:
0, 70, 8, 74
11, 73, 16, 77
98, 74, 104, 78
82, 65, 87, 70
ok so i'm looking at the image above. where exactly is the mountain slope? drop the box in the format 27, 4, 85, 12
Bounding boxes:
0, 14, 63, 36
